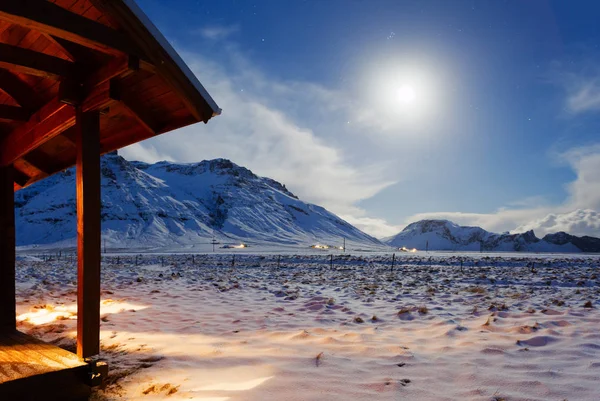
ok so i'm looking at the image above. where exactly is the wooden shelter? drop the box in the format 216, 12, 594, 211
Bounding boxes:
0, 1, 220, 399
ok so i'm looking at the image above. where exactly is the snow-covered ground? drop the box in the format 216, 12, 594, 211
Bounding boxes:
15, 251, 600, 400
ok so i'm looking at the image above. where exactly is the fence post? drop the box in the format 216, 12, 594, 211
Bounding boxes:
391, 253, 395, 271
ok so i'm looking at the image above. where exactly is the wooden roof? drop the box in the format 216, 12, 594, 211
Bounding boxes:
0, 0, 221, 192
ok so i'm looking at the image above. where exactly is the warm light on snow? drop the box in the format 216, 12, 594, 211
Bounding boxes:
17, 300, 148, 325
194, 376, 274, 391
17, 305, 75, 325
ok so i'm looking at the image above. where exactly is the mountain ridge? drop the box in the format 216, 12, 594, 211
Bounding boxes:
15, 152, 381, 249
384, 219, 600, 252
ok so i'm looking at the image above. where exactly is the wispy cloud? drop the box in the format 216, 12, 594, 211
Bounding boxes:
550, 60, 600, 114
121, 44, 399, 238
340, 213, 402, 239
566, 77, 600, 113
194, 24, 240, 41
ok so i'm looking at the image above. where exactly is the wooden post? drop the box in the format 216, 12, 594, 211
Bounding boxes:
0, 165, 15, 330
75, 109, 101, 359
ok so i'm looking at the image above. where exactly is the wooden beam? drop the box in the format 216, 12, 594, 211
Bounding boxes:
0, 69, 42, 110
41, 33, 76, 62
12, 166, 30, 188
0, 104, 31, 121
86, 55, 140, 90
75, 109, 101, 359
0, 164, 16, 330
0, 81, 115, 167
0, 43, 75, 79
14, 156, 49, 180
0, 99, 75, 167
0, 0, 142, 57
12, 150, 68, 190
100, 114, 196, 155
109, 78, 159, 134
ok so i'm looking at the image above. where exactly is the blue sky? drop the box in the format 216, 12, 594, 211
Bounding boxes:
123, 0, 600, 237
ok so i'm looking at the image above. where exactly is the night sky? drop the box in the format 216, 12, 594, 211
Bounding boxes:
123, 0, 600, 237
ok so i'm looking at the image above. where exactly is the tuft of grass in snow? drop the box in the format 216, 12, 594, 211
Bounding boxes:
315, 352, 324, 367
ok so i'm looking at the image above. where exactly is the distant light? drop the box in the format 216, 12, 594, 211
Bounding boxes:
399, 246, 417, 253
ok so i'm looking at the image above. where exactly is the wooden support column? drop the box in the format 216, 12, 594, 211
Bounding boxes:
0, 165, 15, 331
75, 108, 101, 358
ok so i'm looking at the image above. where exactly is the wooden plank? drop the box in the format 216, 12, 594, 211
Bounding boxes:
0, 105, 31, 121
75, 109, 101, 359
0, 331, 90, 401
0, 0, 142, 57
0, 165, 15, 330
0, 43, 75, 79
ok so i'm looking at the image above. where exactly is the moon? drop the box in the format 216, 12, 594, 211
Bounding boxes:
397, 84, 416, 104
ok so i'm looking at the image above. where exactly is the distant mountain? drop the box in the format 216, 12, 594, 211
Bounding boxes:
15, 152, 381, 248
384, 219, 599, 252
542, 231, 600, 253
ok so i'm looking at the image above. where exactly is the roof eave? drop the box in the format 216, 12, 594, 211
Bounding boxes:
122, 0, 222, 120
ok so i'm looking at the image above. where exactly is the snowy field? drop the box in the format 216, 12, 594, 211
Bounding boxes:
14, 251, 600, 400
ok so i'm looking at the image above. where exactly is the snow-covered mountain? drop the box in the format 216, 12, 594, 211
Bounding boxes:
384, 219, 600, 252
15, 152, 381, 249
